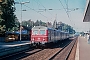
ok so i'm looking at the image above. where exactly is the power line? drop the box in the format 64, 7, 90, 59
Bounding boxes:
59, 0, 70, 20
65, 0, 68, 12
15, 8, 82, 11
59, 0, 77, 30
23, 4, 51, 20
34, 0, 54, 17
15, 0, 50, 20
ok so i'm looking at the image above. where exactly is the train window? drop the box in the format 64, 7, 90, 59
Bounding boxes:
33, 30, 38, 35
40, 30, 45, 35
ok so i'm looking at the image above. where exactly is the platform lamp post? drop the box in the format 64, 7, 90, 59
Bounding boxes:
15, 1, 30, 41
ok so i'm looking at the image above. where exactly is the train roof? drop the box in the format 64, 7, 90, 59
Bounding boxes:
32, 26, 46, 29
32, 26, 54, 30
32, 26, 69, 33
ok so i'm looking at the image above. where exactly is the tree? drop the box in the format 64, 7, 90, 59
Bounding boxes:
14, 16, 20, 31
1, 0, 16, 31
34, 20, 47, 27
34, 20, 39, 26
57, 22, 76, 34
22, 19, 34, 28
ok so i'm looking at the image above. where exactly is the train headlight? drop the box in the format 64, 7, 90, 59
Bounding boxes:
43, 38, 45, 41
31, 38, 34, 41
33, 38, 34, 40
31, 41, 34, 43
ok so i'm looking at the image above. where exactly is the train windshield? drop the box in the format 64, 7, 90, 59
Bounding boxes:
32, 30, 38, 35
40, 30, 45, 35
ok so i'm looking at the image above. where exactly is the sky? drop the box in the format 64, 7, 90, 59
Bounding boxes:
15, 0, 90, 32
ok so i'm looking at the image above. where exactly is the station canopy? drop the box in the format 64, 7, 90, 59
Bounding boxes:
83, 0, 90, 22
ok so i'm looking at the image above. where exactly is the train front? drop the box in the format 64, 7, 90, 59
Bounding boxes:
31, 26, 48, 45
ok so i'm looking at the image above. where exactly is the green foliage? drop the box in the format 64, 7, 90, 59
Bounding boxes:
22, 19, 34, 28
21, 19, 75, 34
57, 22, 75, 34
22, 20, 47, 28
0, 25, 5, 31
1, 0, 17, 31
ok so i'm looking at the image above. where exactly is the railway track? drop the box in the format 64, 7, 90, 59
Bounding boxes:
49, 37, 77, 60
0, 37, 77, 60
22, 38, 72, 60
0, 47, 44, 60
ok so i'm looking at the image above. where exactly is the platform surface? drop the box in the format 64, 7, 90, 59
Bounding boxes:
0, 41, 30, 49
0, 41, 31, 57
75, 36, 90, 60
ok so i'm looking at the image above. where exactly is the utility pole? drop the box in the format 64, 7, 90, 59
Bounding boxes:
15, 1, 30, 41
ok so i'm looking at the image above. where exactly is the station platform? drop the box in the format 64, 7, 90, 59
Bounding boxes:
0, 41, 31, 57
75, 36, 90, 60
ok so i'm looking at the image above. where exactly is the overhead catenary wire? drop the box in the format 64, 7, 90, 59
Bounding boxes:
15, 0, 53, 22
38, 0, 54, 16
65, 0, 68, 12
65, 1, 81, 28
59, 0, 70, 21
33, 0, 54, 21
59, 0, 77, 31
16, 0, 77, 29
23, 4, 52, 21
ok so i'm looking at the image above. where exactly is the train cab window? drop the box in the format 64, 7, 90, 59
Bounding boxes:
33, 30, 38, 35
40, 30, 45, 35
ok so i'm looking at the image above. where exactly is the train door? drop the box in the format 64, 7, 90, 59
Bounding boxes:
49, 30, 51, 41
61, 32, 63, 40
48, 30, 51, 42
60, 32, 62, 40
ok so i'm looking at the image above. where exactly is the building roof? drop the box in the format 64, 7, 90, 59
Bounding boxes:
83, 0, 90, 22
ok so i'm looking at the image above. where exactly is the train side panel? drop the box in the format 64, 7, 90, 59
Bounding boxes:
31, 26, 70, 45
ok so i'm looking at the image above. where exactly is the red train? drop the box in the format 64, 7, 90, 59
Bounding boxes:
31, 26, 69, 46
